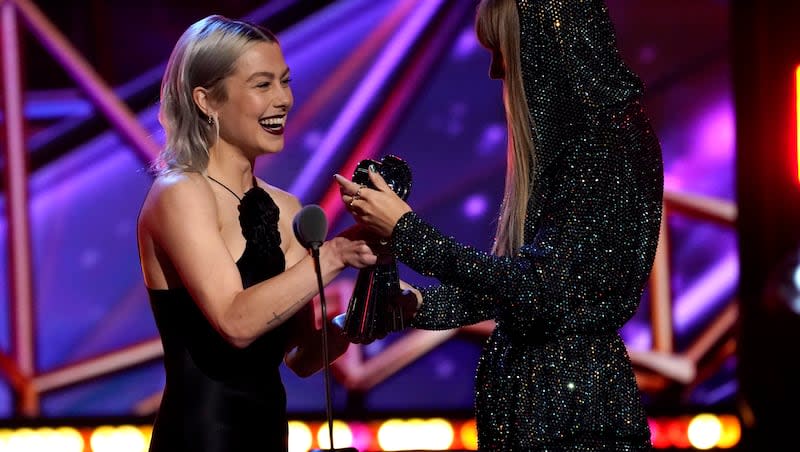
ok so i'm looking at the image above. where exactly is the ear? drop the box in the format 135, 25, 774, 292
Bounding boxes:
192, 86, 213, 117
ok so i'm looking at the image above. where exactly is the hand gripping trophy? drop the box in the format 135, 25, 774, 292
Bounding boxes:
340, 155, 412, 343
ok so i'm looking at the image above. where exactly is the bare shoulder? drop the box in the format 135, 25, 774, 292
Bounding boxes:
140, 171, 217, 229
255, 178, 302, 218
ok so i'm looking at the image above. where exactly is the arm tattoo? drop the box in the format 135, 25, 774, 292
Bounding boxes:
267, 299, 306, 326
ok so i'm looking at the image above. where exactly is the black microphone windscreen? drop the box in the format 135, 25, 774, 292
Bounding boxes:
293, 204, 328, 249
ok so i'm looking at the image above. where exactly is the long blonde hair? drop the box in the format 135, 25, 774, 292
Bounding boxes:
154, 15, 277, 174
476, 0, 535, 256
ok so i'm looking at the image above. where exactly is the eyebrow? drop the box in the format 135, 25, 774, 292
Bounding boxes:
246, 67, 291, 82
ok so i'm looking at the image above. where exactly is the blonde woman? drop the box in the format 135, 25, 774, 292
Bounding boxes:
137, 15, 376, 451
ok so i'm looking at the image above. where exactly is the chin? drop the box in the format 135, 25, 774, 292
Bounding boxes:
256, 140, 285, 155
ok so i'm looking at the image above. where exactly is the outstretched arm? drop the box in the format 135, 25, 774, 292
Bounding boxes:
337, 149, 659, 336
335, 174, 496, 330
410, 283, 495, 330
139, 173, 377, 349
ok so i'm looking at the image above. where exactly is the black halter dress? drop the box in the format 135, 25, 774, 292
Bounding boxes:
147, 183, 291, 452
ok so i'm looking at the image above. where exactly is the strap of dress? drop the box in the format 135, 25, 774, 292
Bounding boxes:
206, 175, 258, 201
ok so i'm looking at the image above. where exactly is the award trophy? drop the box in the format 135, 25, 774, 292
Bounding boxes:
342, 155, 411, 343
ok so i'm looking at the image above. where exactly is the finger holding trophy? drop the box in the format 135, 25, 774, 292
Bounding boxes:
336, 155, 413, 237
333, 155, 421, 343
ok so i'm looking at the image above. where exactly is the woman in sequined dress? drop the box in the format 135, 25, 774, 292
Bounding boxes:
336, 0, 662, 449
136, 15, 377, 452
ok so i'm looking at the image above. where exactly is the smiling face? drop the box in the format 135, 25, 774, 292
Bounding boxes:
212, 41, 293, 158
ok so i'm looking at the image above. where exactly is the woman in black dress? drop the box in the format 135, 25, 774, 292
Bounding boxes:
336, 0, 662, 449
137, 15, 376, 451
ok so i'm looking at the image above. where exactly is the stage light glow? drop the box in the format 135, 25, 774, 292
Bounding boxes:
1, 427, 84, 452
347, 422, 374, 451
687, 413, 722, 450
287, 421, 313, 452
665, 417, 692, 449
0, 415, 740, 450
0, 427, 85, 452
420, 418, 455, 450
47, 427, 84, 452
316, 420, 354, 449
793, 264, 800, 291
377, 419, 405, 450
137, 425, 153, 448
648, 419, 671, 449
89, 425, 147, 452
796, 64, 800, 183
460, 419, 478, 450
464, 194, 489, 219
716, 415, 742, 449
377, 418, 454, 450
5, 428, 37, 452
0, 429, 10, 449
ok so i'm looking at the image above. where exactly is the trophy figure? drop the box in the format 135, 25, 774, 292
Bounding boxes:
341, 155, 411, 343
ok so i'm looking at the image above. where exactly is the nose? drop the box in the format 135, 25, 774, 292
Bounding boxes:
275, 84, 293, 111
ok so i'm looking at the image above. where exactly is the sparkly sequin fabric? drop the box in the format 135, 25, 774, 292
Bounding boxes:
390, 0, 662, 450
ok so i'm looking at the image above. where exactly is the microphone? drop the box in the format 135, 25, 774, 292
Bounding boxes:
293, 205, 357, 452
293, 204, 328, 252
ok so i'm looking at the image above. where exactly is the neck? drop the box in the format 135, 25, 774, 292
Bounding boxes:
206, 142, 257, 193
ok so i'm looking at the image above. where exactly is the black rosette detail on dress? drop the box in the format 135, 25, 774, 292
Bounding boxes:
238, 186, 282, 256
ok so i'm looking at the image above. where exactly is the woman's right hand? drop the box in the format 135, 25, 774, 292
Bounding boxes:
334, 171, 412, 239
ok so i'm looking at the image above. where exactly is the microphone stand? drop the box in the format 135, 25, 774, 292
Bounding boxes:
309, 243, 357, 452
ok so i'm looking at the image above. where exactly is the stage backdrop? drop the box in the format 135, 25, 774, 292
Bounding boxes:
0, 0, 736, 419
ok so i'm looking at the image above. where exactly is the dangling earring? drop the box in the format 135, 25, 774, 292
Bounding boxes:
211, 113, 220, 147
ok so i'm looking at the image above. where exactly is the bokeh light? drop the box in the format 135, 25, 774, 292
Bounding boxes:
288, 421, 313, 452
716, 414, 742, 449
459, 419, 478, 450
316, 420, 354, 449
89, 425, 147, 452
688, 414, 723, 450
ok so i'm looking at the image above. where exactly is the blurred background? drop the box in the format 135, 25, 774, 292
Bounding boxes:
1, 0, 798, 450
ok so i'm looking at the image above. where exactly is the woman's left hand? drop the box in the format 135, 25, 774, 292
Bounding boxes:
334, 169, 412, 239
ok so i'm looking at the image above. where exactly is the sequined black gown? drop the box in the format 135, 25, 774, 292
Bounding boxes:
147, 187, 291, 452
392, 1, 662, 450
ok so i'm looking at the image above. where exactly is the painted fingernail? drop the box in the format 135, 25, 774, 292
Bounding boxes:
369, 164, 377, 173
